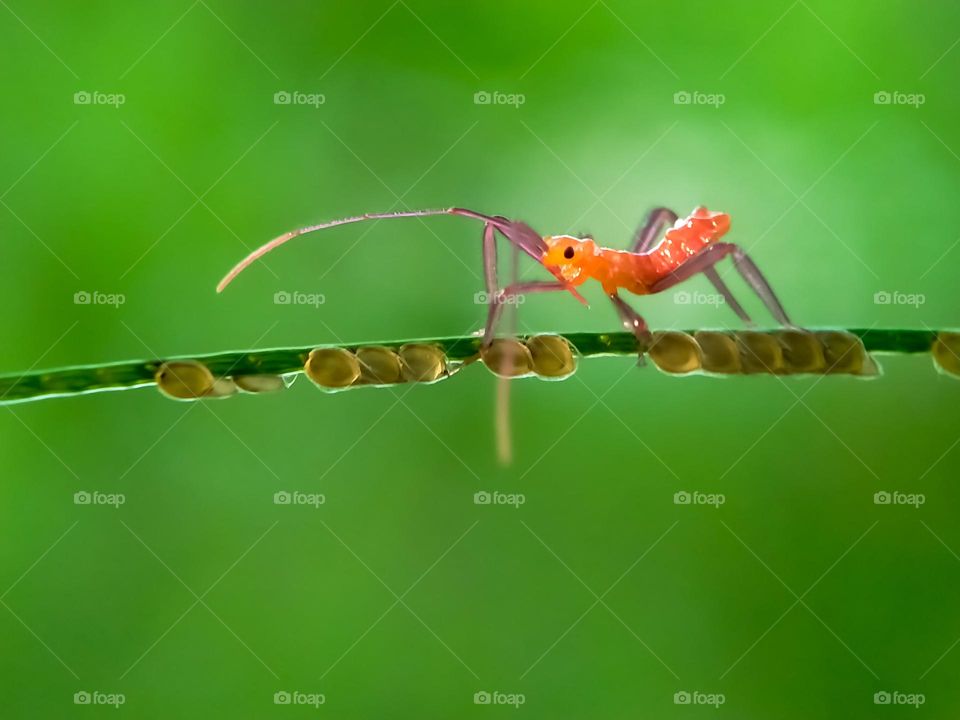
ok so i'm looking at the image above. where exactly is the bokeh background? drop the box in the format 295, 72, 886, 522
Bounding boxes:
1, 1, 959, 717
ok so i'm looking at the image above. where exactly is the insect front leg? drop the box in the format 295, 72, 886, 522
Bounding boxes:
482, 222, 498, 299
482, 281, 570, 348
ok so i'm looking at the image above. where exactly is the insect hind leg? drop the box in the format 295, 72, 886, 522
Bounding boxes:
729, 246, 792, 325
649, 242, 792, 326
702, 266, 753, 325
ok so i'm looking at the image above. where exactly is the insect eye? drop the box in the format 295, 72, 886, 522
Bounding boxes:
563, 246, 575, 259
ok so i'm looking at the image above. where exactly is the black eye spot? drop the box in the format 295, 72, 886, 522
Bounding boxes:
563, 246, 575, 259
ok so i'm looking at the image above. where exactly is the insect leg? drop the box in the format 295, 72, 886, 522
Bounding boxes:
608, 292, 653, 363
702, 266, 753, 325
729, 246, 792, 325
632, 208, 755, 323
482, 222, 498, 297
632, 207, 678, 253
482, 281, 570, 347
649, 243, 791, 325
491, 219, 548, 261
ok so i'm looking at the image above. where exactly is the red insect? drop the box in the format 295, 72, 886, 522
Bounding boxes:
217, 205, 791, 356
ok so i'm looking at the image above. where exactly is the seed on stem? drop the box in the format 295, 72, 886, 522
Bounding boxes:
817, 331, 876, 375
933, 332, 960, 377
234, 374, 290, 393
778, 330, 825, 373
649, 332, 701, 374
736, 331, 784, 374
155, 360, 215, 400
355, 346, 403, 385
695, 331, 742, 374
481, 339, 533, 378
305, 348, 361, 389
399, 344, 447, 383
526, 335, 576, 379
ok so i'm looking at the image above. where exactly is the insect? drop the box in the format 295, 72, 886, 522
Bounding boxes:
217, 205, 792, 356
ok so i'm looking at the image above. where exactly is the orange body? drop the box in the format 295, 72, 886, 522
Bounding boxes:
542, 207, 731, 296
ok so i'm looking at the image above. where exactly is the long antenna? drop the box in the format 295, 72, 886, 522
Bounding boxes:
216, 207, 508, 293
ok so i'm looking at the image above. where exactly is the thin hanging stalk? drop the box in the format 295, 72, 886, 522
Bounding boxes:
0, 328, 954, 407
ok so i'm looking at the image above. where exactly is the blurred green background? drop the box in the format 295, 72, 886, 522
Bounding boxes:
1, 1, 959, 717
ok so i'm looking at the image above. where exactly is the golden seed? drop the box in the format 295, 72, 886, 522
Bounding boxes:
649, 331, 701, 374
304, 348, 361, 389
817, 331, 867, 374
399, 344, 447, 383
695, 331, 742, 374
155, 360, 215, 400
736, 331, 784, 374
208, 377, 238, 398
355, 346, 402, 384
233, 374, 288, 393
526, 335, 576, 379
777, 330, 826, 374
933, 333, 960, 377
481, 338, 534, 378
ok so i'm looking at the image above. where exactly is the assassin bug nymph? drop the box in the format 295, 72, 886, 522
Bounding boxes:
217, 206, 793, 357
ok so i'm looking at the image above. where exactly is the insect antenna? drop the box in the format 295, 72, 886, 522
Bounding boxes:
216, 207, 515, 293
